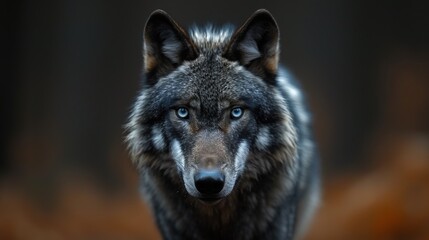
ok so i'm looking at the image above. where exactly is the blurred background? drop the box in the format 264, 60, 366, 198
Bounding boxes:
2, 0, 429, 239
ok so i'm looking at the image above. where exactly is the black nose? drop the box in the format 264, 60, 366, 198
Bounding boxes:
194, 170, 225, 195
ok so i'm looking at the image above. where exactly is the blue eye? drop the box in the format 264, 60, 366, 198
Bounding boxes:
230, 107, 244, 119
176, 107, 189, 119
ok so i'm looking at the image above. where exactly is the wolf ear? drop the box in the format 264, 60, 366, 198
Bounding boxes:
143, 10, 199, 84
223, 9, 280, 81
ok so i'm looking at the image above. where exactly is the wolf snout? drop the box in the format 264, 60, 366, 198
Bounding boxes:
193, 169, 225, 195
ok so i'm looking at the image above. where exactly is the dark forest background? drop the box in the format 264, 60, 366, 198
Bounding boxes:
2, 1, 429, 239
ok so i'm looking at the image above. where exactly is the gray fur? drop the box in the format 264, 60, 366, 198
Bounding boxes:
125, 9, 320, 240
161, 34, 184, 63
238, 36, 261, 64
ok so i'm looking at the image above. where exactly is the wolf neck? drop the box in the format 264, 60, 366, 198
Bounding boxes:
179, 167, 296, 238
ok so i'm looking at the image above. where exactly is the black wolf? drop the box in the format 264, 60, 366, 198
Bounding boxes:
126, 9, 320, 240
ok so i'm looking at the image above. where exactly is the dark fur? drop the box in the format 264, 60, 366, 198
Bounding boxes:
126, 9, 320, 240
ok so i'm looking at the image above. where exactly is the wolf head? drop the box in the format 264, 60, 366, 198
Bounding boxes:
126, 9, 297, 204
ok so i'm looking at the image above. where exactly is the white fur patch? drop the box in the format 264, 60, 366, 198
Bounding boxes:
171, 139, 185, 172
189, 25, 233, 50
162, 35, 183, 63
273, 89, 298, 161
277, 69, 310, 124
125, 124, 143, 166
234, 141, 250, 174
255, 127, 271, 150
125, 90, 148, 167
151, 127, 166, 151
286, 84, 300, 99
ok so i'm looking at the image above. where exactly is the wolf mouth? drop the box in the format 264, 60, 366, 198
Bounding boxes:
198, 197, 223, 205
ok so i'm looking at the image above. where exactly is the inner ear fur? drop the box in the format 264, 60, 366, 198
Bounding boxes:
223, 9, 280, 81
143, 10, 199, 84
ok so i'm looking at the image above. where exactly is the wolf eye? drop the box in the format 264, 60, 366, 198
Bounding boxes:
230, 107, 244, 120
176, 107, 189, 119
